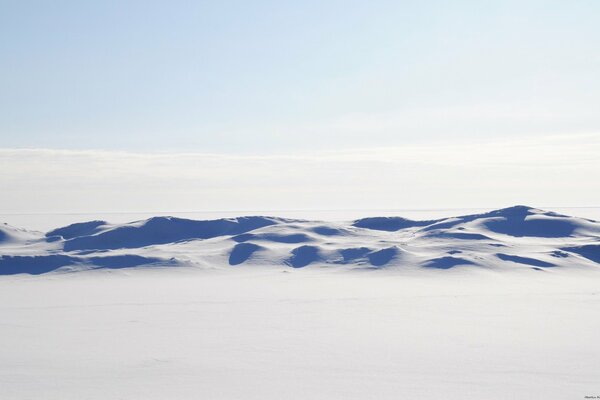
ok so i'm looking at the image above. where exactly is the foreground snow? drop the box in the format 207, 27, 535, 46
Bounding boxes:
1, 206, 599, 399
0, 267, 599, 399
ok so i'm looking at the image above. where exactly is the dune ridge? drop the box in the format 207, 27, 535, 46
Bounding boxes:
0, 206, 598, 275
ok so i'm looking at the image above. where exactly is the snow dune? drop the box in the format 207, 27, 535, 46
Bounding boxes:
0, 205, 598, 275
1, 206, 599, 399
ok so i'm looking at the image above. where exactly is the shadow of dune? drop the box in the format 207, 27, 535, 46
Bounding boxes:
425, 231, 492, 240
229, 243, 263, 265
563, 245, 600, 264
353, 217, 436, 232
496, 253, 555, 267
0, 254, 166, 275
352, 206, 580, 239
311, 226, 346, 236
232, 232, 311, 244
339, 247, 372, 263
420, 205, 577, 238
367, 247, 399, 266
286, 245, 321, 268
423, 256, 476, 269
64, 216, 279, 251
0, 255, 76, 275
46, 220, 107, 240
485, 217, 576, 238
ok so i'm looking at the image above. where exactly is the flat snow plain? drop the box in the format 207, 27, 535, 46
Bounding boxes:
0, 206, 599, 399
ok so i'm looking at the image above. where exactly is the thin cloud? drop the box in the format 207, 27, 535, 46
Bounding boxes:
1, 133, 598, 213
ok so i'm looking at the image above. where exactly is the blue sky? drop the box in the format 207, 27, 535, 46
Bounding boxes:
2, 0, 599, 153
1, 1, 599, 213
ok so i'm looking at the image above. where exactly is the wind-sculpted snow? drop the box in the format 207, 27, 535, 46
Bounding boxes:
63, 216, 282, 251
0, 254, 169, 275
562, 245, 600, 264
1, 222, 41, 244
229, 243, 263, 265
337, 247, 372, 263
353, 216, 436, 231
0, 206, 599, 274
423, 256, 477, 269
286, 245, 321, 268
419, 205, 600, 237
495, 253, 556, 268
367, 247, 400, 267
46, 220, 107, 240
233, 232, 313, 244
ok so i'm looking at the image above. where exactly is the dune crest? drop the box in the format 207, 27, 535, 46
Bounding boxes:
0, 206, 598, 275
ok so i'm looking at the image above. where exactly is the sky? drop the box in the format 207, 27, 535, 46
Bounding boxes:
1, 1, 599, 213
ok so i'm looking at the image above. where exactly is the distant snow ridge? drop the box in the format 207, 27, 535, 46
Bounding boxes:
60, 216, 282, 251
0, 222, 40, 244
1, 206, 599, 275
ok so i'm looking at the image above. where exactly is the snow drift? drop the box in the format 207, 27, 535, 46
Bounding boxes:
0, 206, 598, 274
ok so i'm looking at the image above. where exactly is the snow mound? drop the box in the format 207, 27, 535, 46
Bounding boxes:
367, 246, 400, 267
63, 216, 282, 251
233, 232, 313, 244
46, 220, 107, 240
353, 216, 436, 231
1, 206, 599, 274
563, 245, 600, 264
421, 205, 599, 238
0, 254, 170, 275
423, 256, 477, 269
495, 253, 556, 268
286, 245, 322, 268
0, 223, 42, 244
229, 243, 263, 265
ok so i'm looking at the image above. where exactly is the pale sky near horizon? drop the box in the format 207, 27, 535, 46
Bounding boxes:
1, 1, 599, 212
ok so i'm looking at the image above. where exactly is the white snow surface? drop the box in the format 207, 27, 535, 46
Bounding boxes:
1, 205, 599, 399
1, 205, 598, 273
